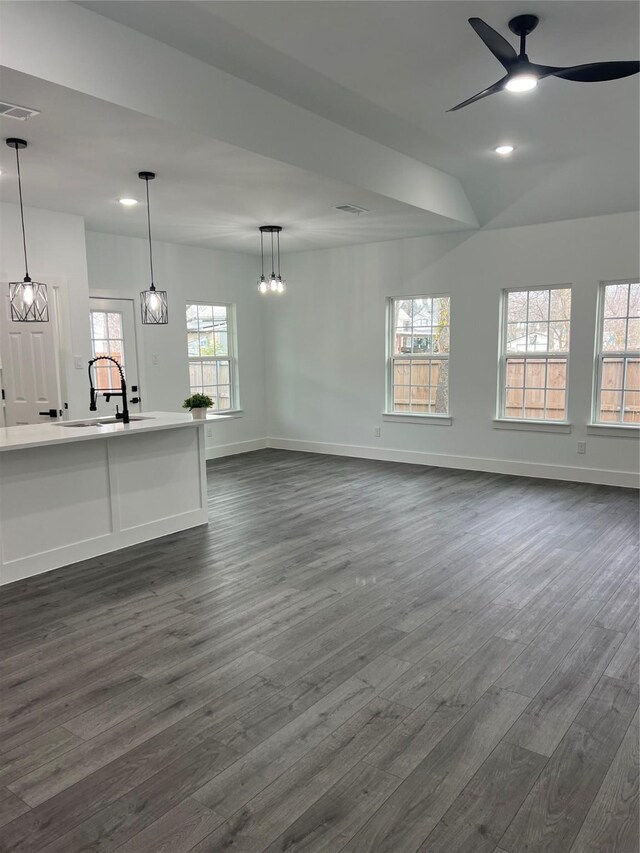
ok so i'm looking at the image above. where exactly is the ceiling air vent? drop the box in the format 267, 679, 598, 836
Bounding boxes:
335, 204, 369, 215
0, 101, 40, 121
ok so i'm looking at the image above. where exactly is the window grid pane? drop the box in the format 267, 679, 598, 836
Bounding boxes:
598, 356, 640, 424
505, 357, 567, 421
186, 302, 234, 409
505, 287, 571, 356
390, 296, 450, 415
90, 310, 125, 391
596, 283, 640, 424
502, 286, 571, 421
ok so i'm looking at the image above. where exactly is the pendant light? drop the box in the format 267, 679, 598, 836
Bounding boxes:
139, 171, 168, 324
257, 225, 286, 294
6, 138, 49, 322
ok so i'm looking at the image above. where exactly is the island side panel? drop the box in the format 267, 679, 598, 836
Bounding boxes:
0, 439, 113, 584
0, 423, 207, 585
108, 424, 207, 533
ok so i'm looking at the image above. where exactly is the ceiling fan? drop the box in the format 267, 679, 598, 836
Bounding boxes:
449, 14, 640, 111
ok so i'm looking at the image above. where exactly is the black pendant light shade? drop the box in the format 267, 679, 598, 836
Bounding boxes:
257, 225, 286, 294
140, 283, 168, 324
6, 138, 49, 322
139, 171, 168, 324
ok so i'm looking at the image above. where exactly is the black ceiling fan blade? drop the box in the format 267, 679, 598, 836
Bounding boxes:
447, 77, 507, 112
544, 60, 640, 82
468, 18, 518, 70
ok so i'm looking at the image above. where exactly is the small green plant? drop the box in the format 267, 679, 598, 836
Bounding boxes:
183, 393, 213, 410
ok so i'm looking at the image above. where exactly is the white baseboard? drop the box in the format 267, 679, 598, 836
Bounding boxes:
206, 438, 268, 460
266, 437, 639, 489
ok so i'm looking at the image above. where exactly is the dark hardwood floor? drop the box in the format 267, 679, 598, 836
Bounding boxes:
0, 449, 638, 853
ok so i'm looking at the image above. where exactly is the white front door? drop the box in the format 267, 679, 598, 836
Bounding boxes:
89, 298, 141, 419
0, 289, 63, 426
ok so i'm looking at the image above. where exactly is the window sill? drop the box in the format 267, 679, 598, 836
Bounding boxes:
207, 409, 243, 421
493, 418, 572, 434
382, 412, 452, 426
586, 423, 639, 437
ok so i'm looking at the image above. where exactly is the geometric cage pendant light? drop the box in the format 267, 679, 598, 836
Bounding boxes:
138, 170, 168, 324
257, 225, 286, 294
6, 138, 49, 322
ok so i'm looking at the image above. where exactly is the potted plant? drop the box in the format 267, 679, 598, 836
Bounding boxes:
182, 393, 213, 420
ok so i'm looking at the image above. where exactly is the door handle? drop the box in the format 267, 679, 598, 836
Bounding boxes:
39, 408, 58, 418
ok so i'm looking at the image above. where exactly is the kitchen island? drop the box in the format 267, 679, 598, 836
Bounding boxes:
0, 412, 207, 585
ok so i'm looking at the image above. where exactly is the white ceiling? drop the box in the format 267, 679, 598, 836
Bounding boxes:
1, 1, 638, 252
0, 69, 459, 253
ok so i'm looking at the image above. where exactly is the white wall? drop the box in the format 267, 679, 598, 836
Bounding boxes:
0, 205, 266, 453
1, 204, 638, 484
264, 212, 640, 487
0, 202, 92, 420
85, 231, 267, 454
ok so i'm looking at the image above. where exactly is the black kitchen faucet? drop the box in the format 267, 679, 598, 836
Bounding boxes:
88, 356, 130, 424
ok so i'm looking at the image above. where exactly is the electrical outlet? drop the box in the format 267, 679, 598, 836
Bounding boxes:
206, 426, 213, 438
577, 441, 586, 455
374, 426, 381, 437
151, 353, 159, 365
74, 356, 83, 370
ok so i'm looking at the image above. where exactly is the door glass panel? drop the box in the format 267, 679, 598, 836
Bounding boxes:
90, 311, 125, 390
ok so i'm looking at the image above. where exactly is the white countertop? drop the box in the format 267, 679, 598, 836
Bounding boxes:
0, 411, 204, 452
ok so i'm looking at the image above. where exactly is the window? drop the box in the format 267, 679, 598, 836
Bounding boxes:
594, 281, 639, 425
500, 286, 571, 421
90, 310, 125, 391
186, 303, 237, 411
388, 296, 450, 415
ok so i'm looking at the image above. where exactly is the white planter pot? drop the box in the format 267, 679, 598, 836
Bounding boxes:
190, 407, 208, 420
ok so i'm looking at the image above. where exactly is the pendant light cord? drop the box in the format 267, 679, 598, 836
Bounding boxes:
145, 176, 155, 289
14, 145, 29, 279
260, 230, 265, 277
277, 230, 281, 277
271, 231, 275, 275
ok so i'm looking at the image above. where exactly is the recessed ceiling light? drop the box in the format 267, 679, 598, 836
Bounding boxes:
495, 145, 515, 155
505, 74, 538, 93
118, 197, 138, 206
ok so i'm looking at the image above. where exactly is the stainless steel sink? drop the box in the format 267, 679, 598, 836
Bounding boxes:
59, 416, 152, 428
93, 416, 152, 424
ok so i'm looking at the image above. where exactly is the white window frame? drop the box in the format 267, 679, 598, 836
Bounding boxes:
592, 279, 640, 428
185, 301, 240, 413
497, 284, 572, 425
385, 294, 452, 422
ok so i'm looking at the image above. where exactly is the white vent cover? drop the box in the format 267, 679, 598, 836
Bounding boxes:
335, 204, 369, 215
0, 101, 40, 121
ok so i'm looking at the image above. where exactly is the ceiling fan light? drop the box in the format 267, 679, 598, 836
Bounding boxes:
505, 74, 538, 92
